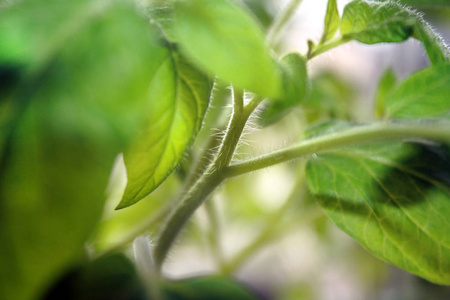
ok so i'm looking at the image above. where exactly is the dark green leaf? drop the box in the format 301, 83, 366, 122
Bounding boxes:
42, 254, 146, 300
162, 276, 261, 300
375, 68, 397, 118
341, 0, 450, 64
44, 258, 260, 300
306, 123, 450, 284
174, 0, 282, 98
260, 53, 308, 126
242, 0, 274, 30
118, 50, 212, 209
385, 64, 450, 119
0, 1, 166, 299
320, 0, 340, 44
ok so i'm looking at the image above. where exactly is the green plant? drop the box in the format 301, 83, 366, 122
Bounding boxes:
1, 0, 449, 299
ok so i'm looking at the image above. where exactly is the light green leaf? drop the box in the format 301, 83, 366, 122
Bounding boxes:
385, 64, 450, 119
118, 49, 212, 209
260, 53, 308, 125
375, 68, 397, 118
341, 0, 450, 64
92, 157, 181, 252
306, 123, 450, 284
174, 0, 282, 98
0, 1, 166, 299
320, 0, 340, 44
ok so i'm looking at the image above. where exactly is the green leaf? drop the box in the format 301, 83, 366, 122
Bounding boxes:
341, 0, 450, 64
92, 158, 181, 252
306, 123, 450, 284
379, 0, 450, 8
42, 254, 145, 300
260, 53, 308, 126
147, 0, 178, 42
118, 49, 212, 209
375, 68, 397, 118
413, 21, 450, 65
162, 276, 260, 300
320, 0, 340, 44
385, 63, 450, 119
341, 0, 416, 44
242, 0, 274, 30
174, 0, 282, 98
0, 1, 166, 299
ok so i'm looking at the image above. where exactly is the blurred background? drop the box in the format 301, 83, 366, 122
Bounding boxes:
93, 1, 450, 299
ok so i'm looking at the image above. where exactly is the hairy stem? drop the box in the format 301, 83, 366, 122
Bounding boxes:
224, 123, 450, 178
153, 92, 260, 270
233, 87, 244, 115
153, 171, 225, 270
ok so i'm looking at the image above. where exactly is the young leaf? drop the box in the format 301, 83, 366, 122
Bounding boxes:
118, 50, 212, 209
385, 63, 450, 119
260, 53, 308, 126
341, 0, 416, 44
0, 1, 166, 299
341, 0, 450, 64
375, 68, 397, 118
174, 0, 282, 98
306, 123, 450, 284
320, 0, 340, 44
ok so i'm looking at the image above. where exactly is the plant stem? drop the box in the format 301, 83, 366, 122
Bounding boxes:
233, 87, 244, 115
153, 171, 225, 271
267, 0, 305, 47
308, 37, 349, 60
224, 123, 450, 178
184, 80, 231, 189
153, 91, 260, 271
184, 129, 223, 188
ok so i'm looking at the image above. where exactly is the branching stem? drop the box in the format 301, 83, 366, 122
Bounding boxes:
153, 91, 260, 270
224, 123, 450, 178
308, 37, 349, 60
